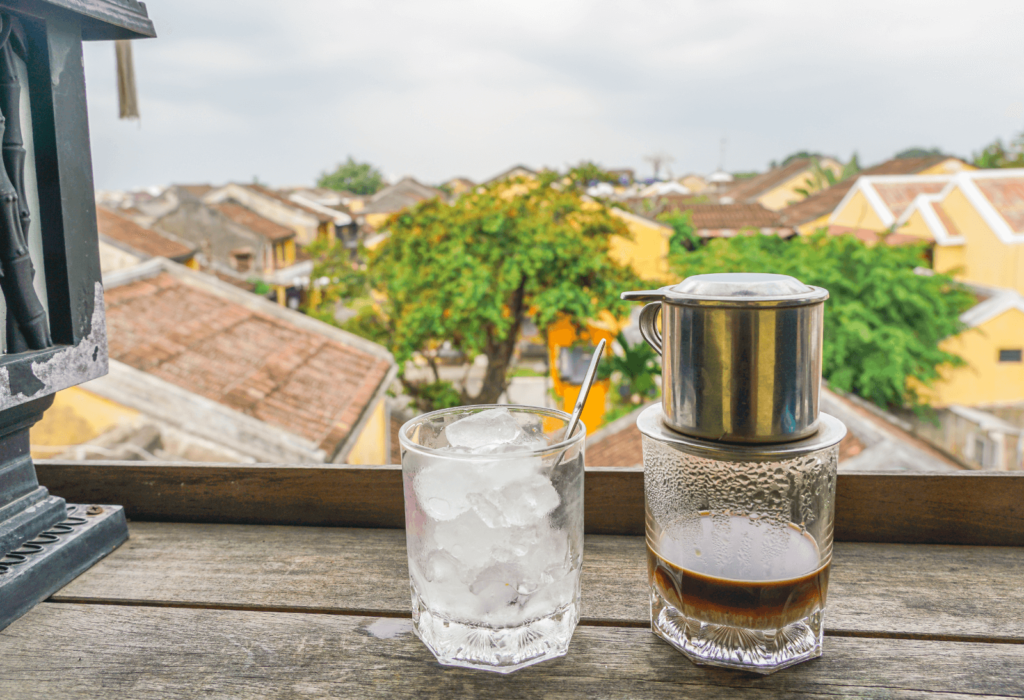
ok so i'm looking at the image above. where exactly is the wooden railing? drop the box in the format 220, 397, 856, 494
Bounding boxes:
36, 460, 1024, 546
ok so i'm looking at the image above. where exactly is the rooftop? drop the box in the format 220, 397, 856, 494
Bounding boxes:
212, 202, 296, 242
973, 174, 1024, 233
722, 158, 817, 202
781, 156, 957, 227
103, 264, 394, 458
97, 206, 194, 261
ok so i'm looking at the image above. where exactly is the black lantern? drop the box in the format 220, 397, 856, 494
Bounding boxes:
0, 0, 154, 629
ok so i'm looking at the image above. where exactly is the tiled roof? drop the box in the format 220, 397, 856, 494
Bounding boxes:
974, 176, 1024, 233
178, 184, 214, 198
723, 159, 814, 202
104, 272, 393, 457
97, 206, 194, 261
213, 202, 295, 242
781, 157, 954, 226
244, 183, 334, 223
362, 178, 446, 215
622, 199, 788, 235
872, 181, 948, 220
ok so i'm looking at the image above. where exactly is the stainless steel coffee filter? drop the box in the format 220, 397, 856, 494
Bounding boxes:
622, 273, 828, 444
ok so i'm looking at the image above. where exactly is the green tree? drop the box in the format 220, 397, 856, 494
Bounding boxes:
599, 332, 661, 403
566, 161, 618, 189
318, 157, 385, 195
366, 175, 641, 406
794, 155, 860, 199
973, 133, 1024, 169
657, 209, 700, 254
895, 146, 946, 159
670, 232, 975, 411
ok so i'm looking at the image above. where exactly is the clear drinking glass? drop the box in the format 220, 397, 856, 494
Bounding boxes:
399, 405, 585, 673
638, 405, 844, 674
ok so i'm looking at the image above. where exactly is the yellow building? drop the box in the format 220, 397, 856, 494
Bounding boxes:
780, 156, 974, 235
546, 315, 618, 432
896, 169, 1024, 295
608, 208, 674, 283
917, 286, 1024, 408
32, 259, 396, 464
828, 174, 953, 236
724, 158, 843, 212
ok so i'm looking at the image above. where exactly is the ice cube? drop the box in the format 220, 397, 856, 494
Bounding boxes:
413, 459, 479, 521
469, 563, 522, 612
445, 407, 525, 451
469, 471, 560, 528
432, 509, 542, 571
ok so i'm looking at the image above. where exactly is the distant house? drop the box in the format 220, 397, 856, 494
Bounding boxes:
897, 169, 1024, 295
916, 283, 1024, 409
607, 208, 674, 283
32, 259, 397, 464
781, 156, 974, 235
639, 181, 691, 197
721, 158, 844, 211
97, 206, 197, 272
152, 187, 299, 278
360, 177, 447, 232
204, 183, 338, 246
443, 177, 476, 196
483, 164, 537, 185
677, 174, 707, 193
626, 198, 792, 239
827, 174, 953, 242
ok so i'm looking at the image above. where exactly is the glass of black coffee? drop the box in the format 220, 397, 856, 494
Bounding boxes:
638, 406, 845, 674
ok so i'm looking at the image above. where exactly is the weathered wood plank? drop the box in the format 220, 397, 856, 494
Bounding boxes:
52, 522, 1024, 642
35, 460, 1024, 545
1, 603, 1021, 699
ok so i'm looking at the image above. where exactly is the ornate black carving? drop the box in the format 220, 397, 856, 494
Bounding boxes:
0, 15, 50, 353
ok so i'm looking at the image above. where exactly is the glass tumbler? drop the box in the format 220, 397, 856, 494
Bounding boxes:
637, 405, 845, 674
400, 405, 585, 673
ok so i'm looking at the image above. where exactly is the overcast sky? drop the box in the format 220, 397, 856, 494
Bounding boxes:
82, 0, 1024, 190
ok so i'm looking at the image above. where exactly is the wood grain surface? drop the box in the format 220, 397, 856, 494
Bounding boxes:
1, 603, 1021, 699
51, 522, 1024, 642
36, 461, 1024, 545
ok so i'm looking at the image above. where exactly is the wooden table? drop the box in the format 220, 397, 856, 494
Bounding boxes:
2, 463, 1022, 698
0, 522, 1020, 698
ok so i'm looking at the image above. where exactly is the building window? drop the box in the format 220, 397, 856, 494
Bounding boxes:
998, 349, 1022, 363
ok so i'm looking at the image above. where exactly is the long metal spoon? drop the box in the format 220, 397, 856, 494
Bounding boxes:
556, 338, 606, 465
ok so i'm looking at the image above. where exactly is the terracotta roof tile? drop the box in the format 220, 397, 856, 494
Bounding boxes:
586, 422, 643, 467
213, 202, 295, 242
97, 207, 194, 261
780, 157, 954, 226
243, 183, 333, 223
105, 272, 392, 457
633, 200, 786, 230
974, 176, 1024, 233
872, 181, 948, 220
723, 159, 814, 202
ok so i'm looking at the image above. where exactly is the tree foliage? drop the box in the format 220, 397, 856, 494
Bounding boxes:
362, 175, 641, 406
973, 132, 1024, 169
670, 232, 975, 411
794, 155, 860, 199
657, 209, 700, 254
566, 161, 619, 188
895, 146, 946, 159
599, 331, 661, 402
318, 157, 385, 195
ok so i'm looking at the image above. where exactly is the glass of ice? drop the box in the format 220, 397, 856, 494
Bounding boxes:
399, 404, 585, 673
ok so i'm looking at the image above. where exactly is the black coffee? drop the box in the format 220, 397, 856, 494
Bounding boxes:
647, 514, 830, 630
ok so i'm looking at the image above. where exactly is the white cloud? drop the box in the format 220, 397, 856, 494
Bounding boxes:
84, 0, 1024, 189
